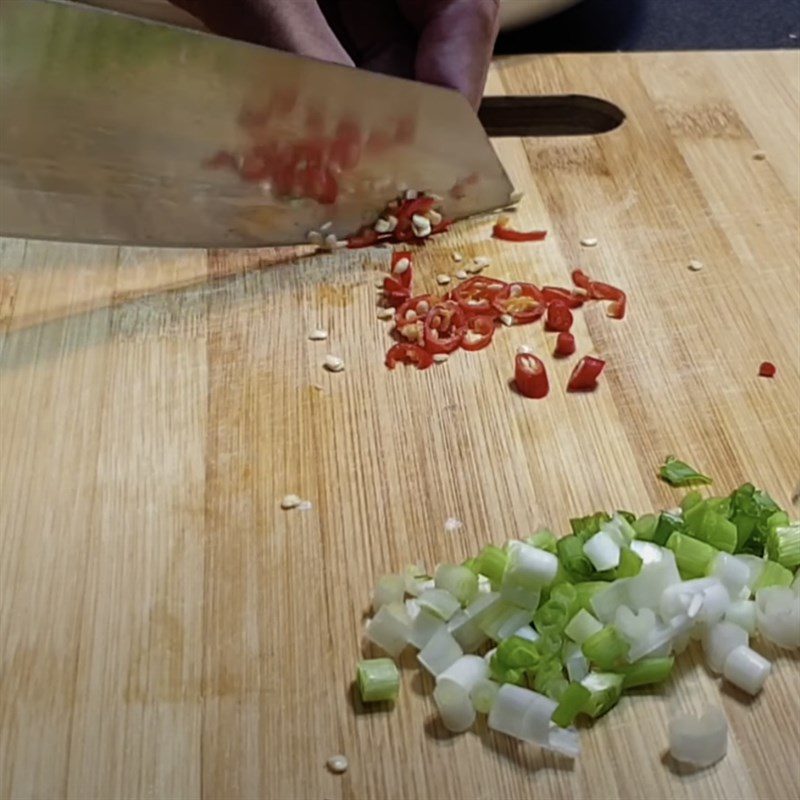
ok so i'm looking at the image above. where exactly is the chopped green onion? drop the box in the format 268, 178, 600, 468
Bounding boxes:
659, 456, 713, 487
564, 608, 604, 644
373, 574, 405, 610
616, 657, 675, 688
570, 511, 611, 541
417, 627, 463, 676
728, 483, 782, 554
575, 581, 608, 612
489, 652, 526, 686
751, 559, 793, 592
685, 504, 737, 553
614, 547, 643, 578
357, 658, 400, 702
527, 530, 558, 554
766, 522, 800, 570
557, 535, 595, 580
616, 510, 637, 525
403, 564, 433, 596
435, 564, 479, 606
580, 672, 624, 718
533, 598, 571, 636
581, 625, 630, 669
365, 603, 412, 657
462, 557, 480, 574
537, 630, 564, 658
632, 513, 658, 541
667, 532, 719, 579
551, 682, 591, 727
417, 587, 461, 621
495, 635, 541, 669
503, 541, 559, 589
602, 513, 637, 547
583, 531, 621, 572
533, 658, 568, 700
653, 511, 684, 546
470, 678, 500, 713
550, 583, 580, 617
681, 490, 703, 514
474, 545, 508, 585
478, 600, 533, 641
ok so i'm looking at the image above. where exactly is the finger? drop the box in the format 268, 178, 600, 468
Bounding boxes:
169, 0, 354, 65
399, 0, 500, 108
318, 0, 417, 78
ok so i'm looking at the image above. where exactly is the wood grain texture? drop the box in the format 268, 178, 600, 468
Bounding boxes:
2, 51, 799, 800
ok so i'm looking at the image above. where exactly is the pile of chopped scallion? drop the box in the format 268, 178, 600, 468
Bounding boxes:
356, 460, 799, 760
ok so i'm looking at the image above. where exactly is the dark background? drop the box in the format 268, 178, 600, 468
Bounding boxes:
496, 0, 800, 53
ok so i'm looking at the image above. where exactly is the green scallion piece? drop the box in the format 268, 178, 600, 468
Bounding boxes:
632, 513, 658, 541
495, 635, 541, 669
570, 511, 611, 542
557, 535, 595, 580
580, 672, 624, 718
616, 657, 675, 689
666, 532, 719, 579
434, 563, 479, 606
527, 529, 558, 554
766, 522, 800, 570
489, 653, 526, 686
551, 682, 591, 727
751, 559, 794, 592
537, 631, 564, 658
462, 557, 480, 574
357, 658, 400, 703
681, 490, 703, 513
575, 581, 608, 612
533, 658, 567, 699
685, 504, 737, 553
614, 547, 643, 579
581, 625, 630, 669
550, 583, 579, 616
659, 456, 713, 487
475, 544, 508, 585
653, 511, 684, 546
533, 598, 571, 636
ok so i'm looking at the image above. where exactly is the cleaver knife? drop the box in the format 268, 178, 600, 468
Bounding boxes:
0, 0, 515, 248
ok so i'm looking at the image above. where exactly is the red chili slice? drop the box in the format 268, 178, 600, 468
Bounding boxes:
381, 276, 411, 308
492, 283, 546, 323
758, 361, 777, 378
541, 286, 585, 309
514, 353, 549, 398
554, 331, 576, 357
567, 356, 606, 392
546, 301, 574, 332
461, 315, 495, 351
492, 222, 547, 242
347, 228, 380, 249
424, 302, 466, 354
453, 276, 508, 318
386, 343, 433, 370
570, 270, 627, 319
391, 251, 414, 288
396, 294, 437, 323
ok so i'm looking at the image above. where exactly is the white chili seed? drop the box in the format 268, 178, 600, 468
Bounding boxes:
281, 494, 302, 510
466, 263, 483, 275
298, 500, 313, 512
455, 269, 468, 280
517, 344, 534, 355
324, 233, 339, 249
326, 755, 349, 774
307, 230, 323, 245
417, 300, 430, 314
404, 189, 419, 200
451, 252, 464, 263
509, 190, 524, 205
688, 259, 704, 272
428, 210, 443, 226
510, 284, 522, 297
323, 355, 345, 372
500, 314, 514, 327
320, 220, 333, 231
580, 237, 599, 247
385, 215, 398, 232
473, 256, 491, 268
433, 353, 449, 364
377, 308, 395, 320
436, 274, 451, 285
374, 218, 392, 234
405, 310, 417, 322
393, 257, 411, 274
308, 329, 329, 341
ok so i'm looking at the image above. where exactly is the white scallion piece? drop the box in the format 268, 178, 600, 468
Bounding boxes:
695, 581, 731, 625
565, 645, 590, 683
403, 564, 431, 597
583, 531, 621, 572
417, 627, 463, 676
417, 588, 461, 621
710, 552, 750, 598
592, 578, 632, 623
488, 684, 553, 743
470, 678, 500, 713
433, 681, 477, 732
546, 725, 580, 759
725, 599, 757, 635
435, 564, 479, 606
500, 581, 541, 611
614, 606, 657, 646
365, 603, 412, 658
755, 586, 800, 649
504, 541, 559, 589
437, 655, 489, 696
372, 574, 405, 610
408, 608, 446, 649
629, 540, 666, 566
659, 577, 716, 621
723, 644, 771, 695
280, 494, 302, 510
702, 621, 749, 673
565, 609, 604, 644
447, 610, 488, 653
512, 625, 540, 643
626, 554, 681, 612
733, 554, 767, 590
669, 706, 728, 767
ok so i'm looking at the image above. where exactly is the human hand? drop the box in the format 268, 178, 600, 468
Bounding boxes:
169, 0, 500, 108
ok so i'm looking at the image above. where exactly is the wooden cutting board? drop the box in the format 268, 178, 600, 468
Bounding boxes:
1, 50, 799, 800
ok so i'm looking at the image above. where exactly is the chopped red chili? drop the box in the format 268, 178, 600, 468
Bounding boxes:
461, 316, 495, 352
514, 353, 549, 398
453, 276, 508, 318
570, 270, 627, 319
492, 283, 545, 323
545, 301, 574, 332
386, 343, 433, 370
492, 223, 548, 243
423, 302, 466, 354
541, 286, 585, 309
758, 361, 777, 378
554, 332, 576, 357
567, 356, 606, 392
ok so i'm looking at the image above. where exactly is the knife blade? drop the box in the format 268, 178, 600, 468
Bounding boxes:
0, 0, 513, 248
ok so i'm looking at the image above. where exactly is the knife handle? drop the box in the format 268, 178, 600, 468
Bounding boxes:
478, 95, 625, 137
